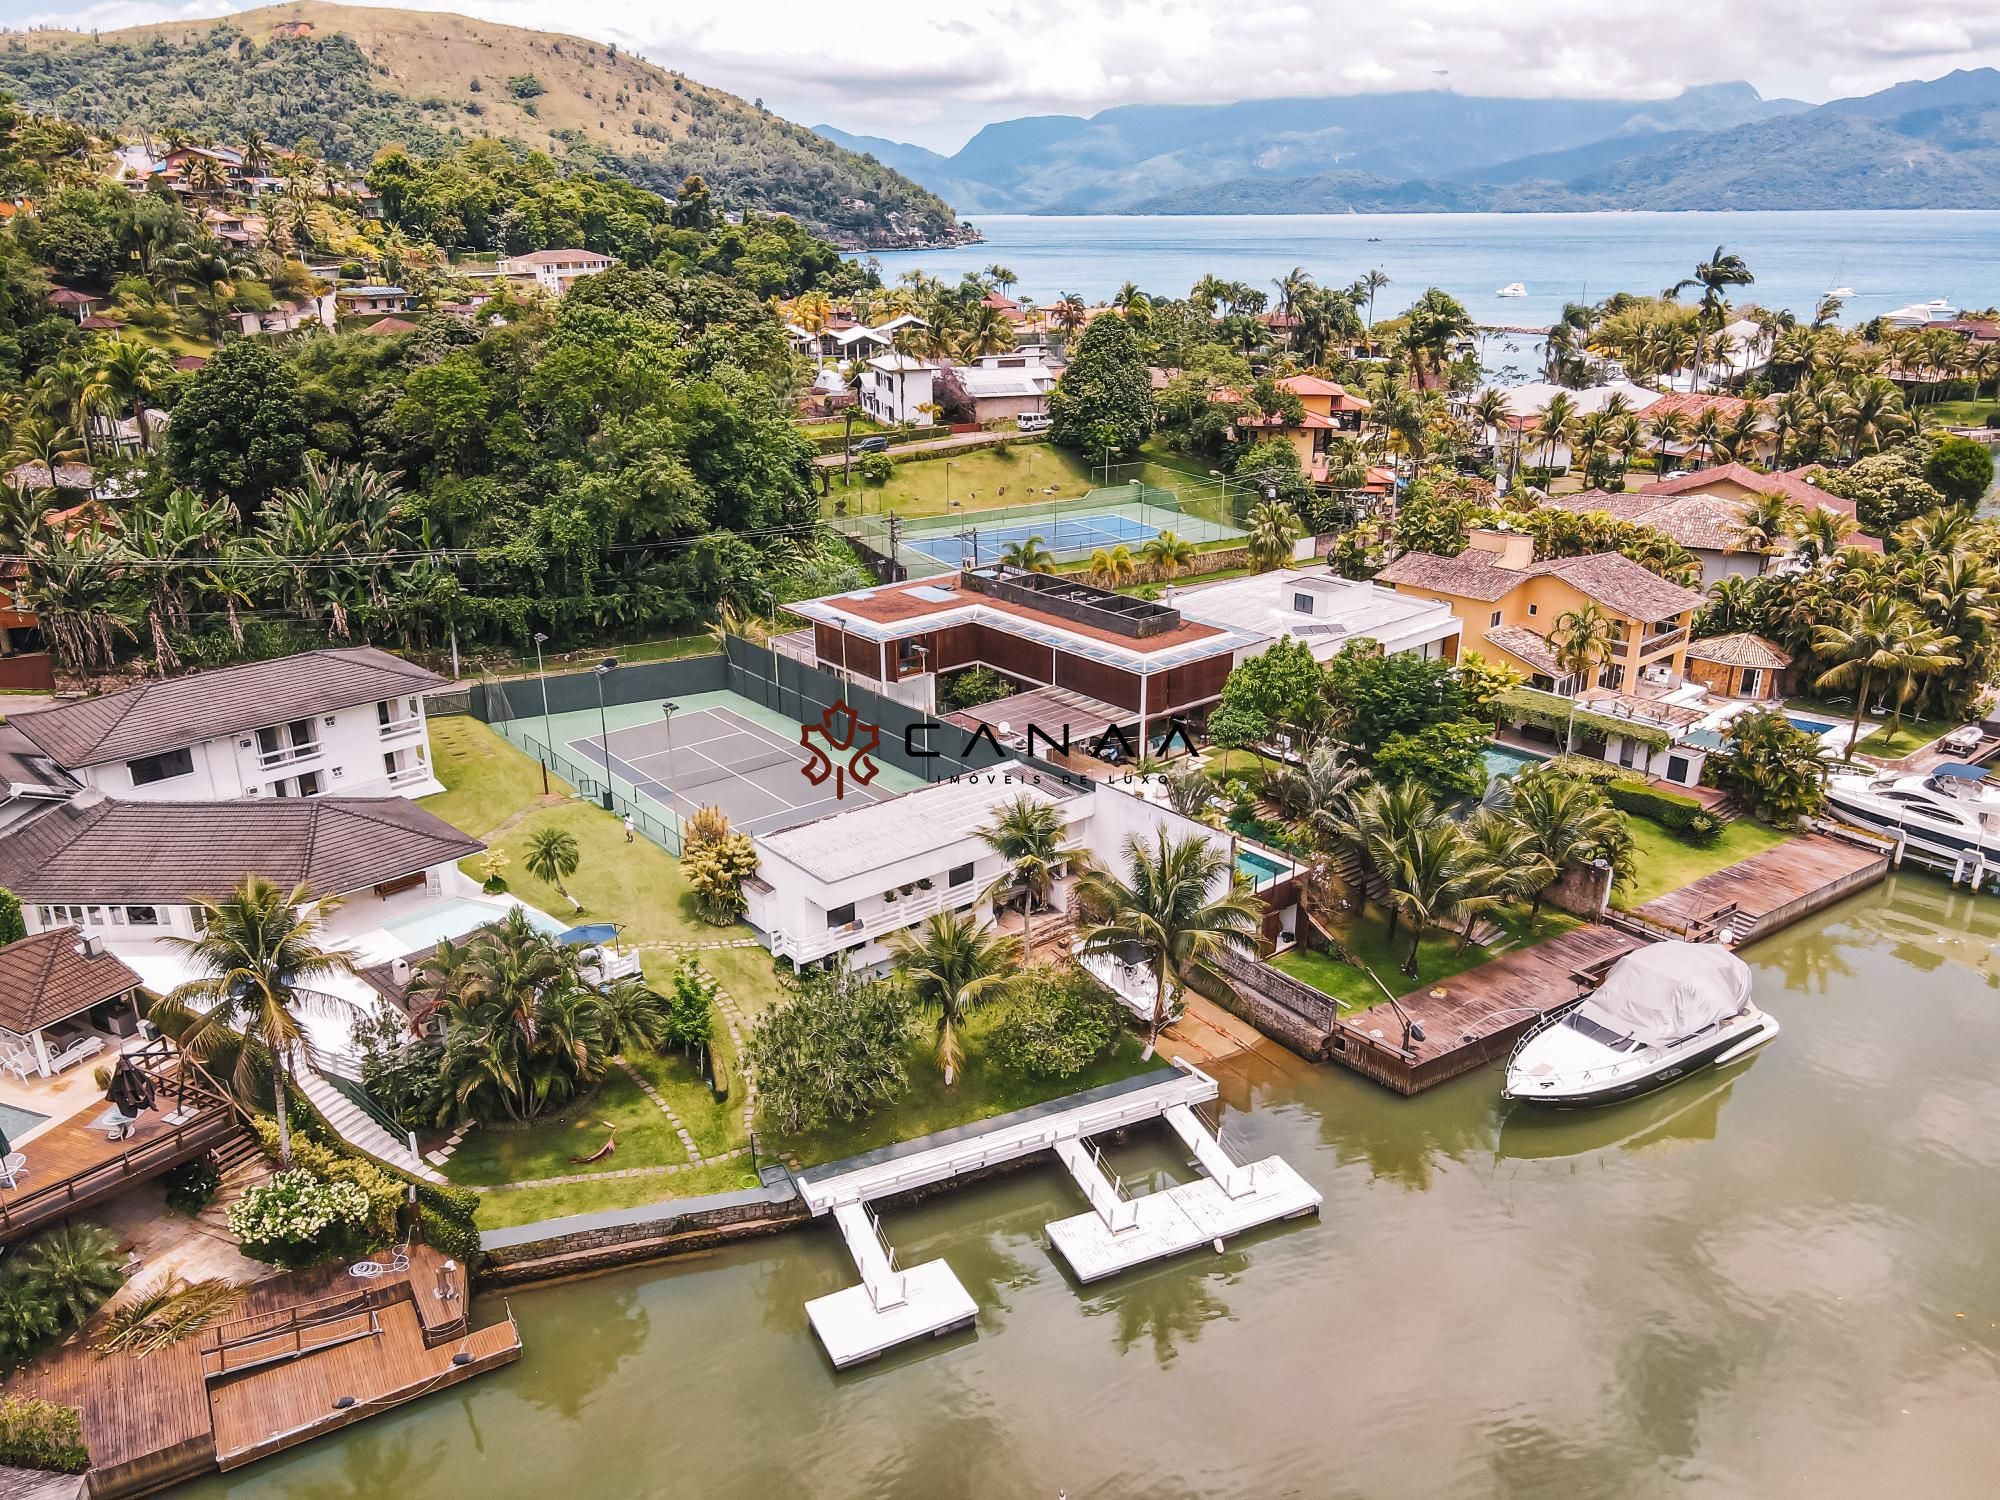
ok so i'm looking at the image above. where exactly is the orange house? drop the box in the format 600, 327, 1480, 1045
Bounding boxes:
1374, 529, 1703, 693
1224, 374, 1371, 484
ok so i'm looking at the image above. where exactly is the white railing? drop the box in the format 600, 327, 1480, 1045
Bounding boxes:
774, 884, 975, 963
386, 764, 430, 787
257, 739, 321, 769
377, 716, 423, 741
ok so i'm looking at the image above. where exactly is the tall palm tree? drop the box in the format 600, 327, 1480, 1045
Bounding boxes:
1509, 774, 1628, 916
1533, 391, 1577, 473
120, 486, 231, 675
1833, 376, 1911, 458
1790, 506, 1853, 568
1075, 830, 1262, 1046
1467, 388, 1512, 467
978, 794, 1091, 961
92, 340, 175, 452
1332, 780, 1447, 944
1549, 602, 1620, 749
888, 910, 1018, 1085
1672, 245, 1754, 392
1052, 294, 1087, 335
1383, 821, 1481, 979
1647, 409, 1689, 477
1140, 530, 1196, 581
1458, 810, 1556, 948
1686, 407, 1726, 469
1813, 598, 1959, 756
525, 826, 583, 910
1733, 492, 1800, 564
6, 416, 82, 490
160, 878, 358, 1170
1244, 500, 1302, 570
1358, 269, 1390, 333
998, 534, 1055, 573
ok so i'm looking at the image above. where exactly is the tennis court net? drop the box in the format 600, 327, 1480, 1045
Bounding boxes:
671, 744, 803, 792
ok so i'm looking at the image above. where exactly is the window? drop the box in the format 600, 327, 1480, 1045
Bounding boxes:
1527, 603, 1538, 617
826, 903, 855, 929
1667, 755, 1691, 784
1293, 592, 1315, 615
948, 862, 974, 888
1489, 610, 1502, 627
124, 906, 158, 926
128, 747, 194, 786
297, 771, 321, 798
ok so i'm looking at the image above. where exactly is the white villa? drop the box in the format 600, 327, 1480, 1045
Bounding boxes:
5, 646, 448, 803
857, 353, 939, 426
1174, 568, 1462, 663
498, 248, 614, 295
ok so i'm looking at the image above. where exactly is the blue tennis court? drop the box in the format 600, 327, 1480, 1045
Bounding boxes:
905, 511, 1161, 567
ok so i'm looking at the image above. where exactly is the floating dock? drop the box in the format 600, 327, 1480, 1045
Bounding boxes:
793, 1064, 1320, 1368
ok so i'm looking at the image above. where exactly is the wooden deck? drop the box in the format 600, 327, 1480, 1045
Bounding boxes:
1332, 925, 1642, 1095
9, 1244, 518, 1497
1635, 832, 1888, 941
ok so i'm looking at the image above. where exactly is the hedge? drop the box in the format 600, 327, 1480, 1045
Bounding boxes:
1497, 687, 1673, 753
0, 1396, 89, 1474
1605, 779, 1721, 843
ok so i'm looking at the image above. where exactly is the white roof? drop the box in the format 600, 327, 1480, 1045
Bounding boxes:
866, 353, 936, 373
952, 366, 1049, 398
1488, 380, 1657, 421
834, 325, 890, 345
756, 775, 1059, 884
1175, 568, 1461, 659
874, 313, 929, 333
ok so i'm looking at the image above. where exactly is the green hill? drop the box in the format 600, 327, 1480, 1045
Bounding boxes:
0, 2, 967, 245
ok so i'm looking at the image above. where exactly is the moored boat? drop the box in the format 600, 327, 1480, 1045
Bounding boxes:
1496, 281, 1527, 297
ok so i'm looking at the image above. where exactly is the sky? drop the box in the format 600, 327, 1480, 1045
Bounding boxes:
5, 0, 2000, 151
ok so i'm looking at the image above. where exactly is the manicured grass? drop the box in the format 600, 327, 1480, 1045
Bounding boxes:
473, 1160, 763, 1230
1613, 813, 1792, 910
828, 437, 1210, 520
1271, 902, 1580, 1011
479, 632, 716, 678
771, 1005, 1158, 1167
444, 1065, 692, 1188
685, 942, 794, 1019
424, 714, 568, 838
1854, 715, 1952, 759
625, 1044, 745, 1161
1919, 398, 1997, 427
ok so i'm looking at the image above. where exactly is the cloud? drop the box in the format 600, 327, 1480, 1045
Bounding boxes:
5, 0, 2000, 150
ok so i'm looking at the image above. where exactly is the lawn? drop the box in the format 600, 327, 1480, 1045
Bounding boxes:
1271, 902, 1580, 1011
684, 942, 795, 1019
771, 1005, 1158, 1167
1919, 398, 1997, 427
827, 437, 1210, 520
473, 1161, 763, 1230
1854, 715, 1952, 759
445, 1065, 688, 1189
1613, 814, 1792, 910
478, 632, 716, 678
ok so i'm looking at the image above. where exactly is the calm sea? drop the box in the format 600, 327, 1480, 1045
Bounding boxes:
860, 212, 2000, 330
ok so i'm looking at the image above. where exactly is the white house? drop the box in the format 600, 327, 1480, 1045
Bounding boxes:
858, 353, 939, 425
1482, 380, 1659, 473
1174, 567, 1462, 663
335, 285, 411, 316
6, 646, 448, 803
498, 248, 615, 295
945, 351, 1061, 423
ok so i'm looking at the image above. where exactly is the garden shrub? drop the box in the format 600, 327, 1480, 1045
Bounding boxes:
989, 967, 1125, 1081
163, 1156, 222, 1216
1604, 779, 1721, 843
750, 969, 910, 1133
252, 1122, 402, 1243
228, 1170, 375, 1269
0, 1396, 88, 1474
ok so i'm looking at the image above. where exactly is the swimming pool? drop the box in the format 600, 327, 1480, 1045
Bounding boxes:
1785, 713, 1841, 737
378, 897, 568, 951
0, 1102, 48, 1142
1235, 848, 1292, 889
1483, 743, 1549, 779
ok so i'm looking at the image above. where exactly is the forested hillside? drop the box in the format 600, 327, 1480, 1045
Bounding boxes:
0, 2, 966, 244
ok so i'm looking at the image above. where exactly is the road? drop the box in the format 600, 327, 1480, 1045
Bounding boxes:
813, 430, 1039, 470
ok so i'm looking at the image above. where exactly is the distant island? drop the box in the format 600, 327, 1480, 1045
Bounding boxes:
817, 69, 2000, 216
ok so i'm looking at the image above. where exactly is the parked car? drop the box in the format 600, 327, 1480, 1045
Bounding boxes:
851, 435, 889, 454
1015, 412, 1052, 434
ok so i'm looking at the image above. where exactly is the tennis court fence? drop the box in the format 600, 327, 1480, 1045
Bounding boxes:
833, 482, 1247, 577
517, 729, 686, 856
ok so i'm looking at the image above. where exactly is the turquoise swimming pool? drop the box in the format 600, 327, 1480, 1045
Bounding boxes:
378, 897, 568, 951
1235, 848, 1292, 888
1482, 742, 1549, 779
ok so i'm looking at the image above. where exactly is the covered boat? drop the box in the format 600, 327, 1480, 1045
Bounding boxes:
1502, 942, 1779, 1109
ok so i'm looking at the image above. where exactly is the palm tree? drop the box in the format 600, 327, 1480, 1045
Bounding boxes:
1833, 376, 1911, 458
1244, 500, 1302, 570
1734, 492, 1800, 564
6, 416, 82, 490
1075, 830, 1262, 1046
1672, 245, 1754, 392
1383, 821, 1481, 979
1111, 282, 1150, 320
1358, 269, 1390, 333
1533, 391, 1577, 473
1331, 780, 1447, 944
1791, 506, 1853, 567
25, 524, 137, 674
978, 793, 1091, 961
1549, 602, 1620, 749
21, 1224, 125, 1328
1647, 409, 1689, 477
121, 486, 231, 675
1140, 530, 1196, 580
525, 826, 584, 911
159, 878, 359, 1170
1468, 388, 1512, 469
92, 340, 174, 451
887, 910, 1018, 1085
1052, 294, 1087, 336
1813, 598, 1959, 755
999, 534, 1055, 572
1266, 740, 1366, 851
1509, 774, 1628, 915
1458, 810, 1556, 948
1686, 407, 1725, 469
1088, 544, 1138, 587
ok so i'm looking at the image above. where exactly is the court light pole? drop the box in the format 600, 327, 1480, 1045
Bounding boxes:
533, 632, 553, 753
592, 657, 618, 811
661, 701, 679, 788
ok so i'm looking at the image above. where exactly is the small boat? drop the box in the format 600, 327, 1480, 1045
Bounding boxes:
1503, 942, 1778, 1109
1496, 282, 1527, 298
1827, 286, 1855, 298
1826, 762, 2000, 866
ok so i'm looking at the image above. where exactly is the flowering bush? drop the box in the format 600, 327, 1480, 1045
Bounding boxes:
227, 1171, 373, 1268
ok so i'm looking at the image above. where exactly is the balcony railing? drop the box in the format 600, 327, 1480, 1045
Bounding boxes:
377, 715, 423, 741
1636, 626, 1687, 656
256, 739, 321, 769
772, 883, 978, 962
386, 764, 430, 787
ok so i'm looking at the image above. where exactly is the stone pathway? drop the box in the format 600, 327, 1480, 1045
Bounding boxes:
635, 937, 763, 952
616, 1058, 704, 1164
424, 1123, 472, 1168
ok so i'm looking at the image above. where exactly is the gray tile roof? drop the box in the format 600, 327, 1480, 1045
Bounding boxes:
0, 796, 483, 904
0, 927, 141, 1031
9, 647, 446, 768
1378, 547, 1702, 623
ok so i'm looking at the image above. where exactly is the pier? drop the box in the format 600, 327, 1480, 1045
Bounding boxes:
793, 1064, 1320, 1368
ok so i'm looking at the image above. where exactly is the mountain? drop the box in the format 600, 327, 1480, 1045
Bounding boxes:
0, 2, 969, 245
1141, 68, 2000, 212
814, 81, 1807, 213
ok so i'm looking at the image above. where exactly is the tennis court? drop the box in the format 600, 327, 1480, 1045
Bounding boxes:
568, 701, 898, 837
904, 511, 1165, 567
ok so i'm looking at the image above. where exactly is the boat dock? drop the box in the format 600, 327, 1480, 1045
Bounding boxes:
1633, 831, 1889, 943
11, 1244, 520, 1495
793, 1064, 1320, 1368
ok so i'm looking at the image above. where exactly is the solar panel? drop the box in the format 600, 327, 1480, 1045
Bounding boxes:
910, 585, 958, 602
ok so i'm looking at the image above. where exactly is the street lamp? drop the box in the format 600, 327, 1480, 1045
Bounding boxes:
532, 632, 553, 756
944, 460, 954, 511
661, 700, 679, 787
591, 657, 618, 811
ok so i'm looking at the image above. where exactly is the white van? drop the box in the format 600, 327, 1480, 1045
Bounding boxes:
1016, 412, 1052, 434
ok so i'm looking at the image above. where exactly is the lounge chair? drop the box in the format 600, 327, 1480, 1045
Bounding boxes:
0, 1153, 26, 1189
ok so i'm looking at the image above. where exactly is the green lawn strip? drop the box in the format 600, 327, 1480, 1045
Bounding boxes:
472, 1160, 763, 1230
442, 1065, 690, 1188
1613, 814, 1792, 910
1270, 902, 1576, 1011
1917, 398, 1996, 426
685, 943, 794, 1019
772, 1008, 1157, 1168
622, 1044, 743, 1161
1854, 716, 1953, 758
829, 437, 1213, 521
423, 715, 568, 840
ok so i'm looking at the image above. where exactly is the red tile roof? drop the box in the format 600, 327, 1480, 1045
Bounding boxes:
1639, 391, 1756, 423
1639, 463, 1853, 517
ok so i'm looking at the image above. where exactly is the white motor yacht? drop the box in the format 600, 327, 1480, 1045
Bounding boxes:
1496, 282, 1528, 298
1503, 942, 1778, 1109
1825, 762, 2000, 867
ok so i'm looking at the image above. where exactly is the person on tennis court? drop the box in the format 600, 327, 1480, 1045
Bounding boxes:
623, 813, 635, 843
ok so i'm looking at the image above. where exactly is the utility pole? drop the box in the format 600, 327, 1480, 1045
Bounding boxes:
842, 406, 857, 491
885, 513, 903, 581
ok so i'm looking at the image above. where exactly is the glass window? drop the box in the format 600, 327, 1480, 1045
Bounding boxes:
1489, 610, 1502, 627
826, 903, 855, 928
949, 862, 974, 888
297, 771, 321, 798
125, 906, 159, 926
1527, 603, 1538, 616
1293, 592, 1315, 615
35, 907, 49, 927
128, 747, 194, 785
1667, 755, 1691, 784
